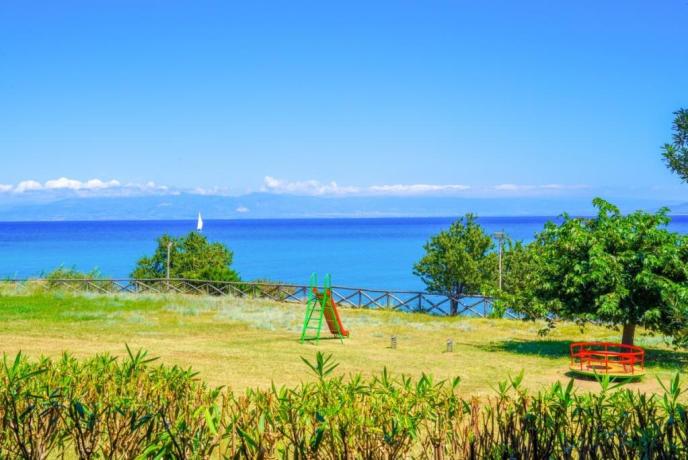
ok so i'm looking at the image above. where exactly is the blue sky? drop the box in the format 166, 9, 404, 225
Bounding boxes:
1, 1, 687, 204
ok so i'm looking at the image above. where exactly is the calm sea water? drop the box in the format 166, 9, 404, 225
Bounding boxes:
1, 217, 687, 291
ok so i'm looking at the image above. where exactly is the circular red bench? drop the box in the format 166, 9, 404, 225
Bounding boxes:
570, 342, 645, 378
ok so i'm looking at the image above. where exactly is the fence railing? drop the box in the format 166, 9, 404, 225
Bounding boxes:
3, 278, 516, 318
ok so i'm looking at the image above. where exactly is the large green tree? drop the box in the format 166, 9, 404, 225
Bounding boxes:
414, 214, 496, 315
662, 108, 688, 182
513, 198, 688, 346
131, 232, 240, 282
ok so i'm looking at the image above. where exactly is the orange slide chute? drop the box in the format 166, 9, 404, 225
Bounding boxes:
323, 295, 350, 337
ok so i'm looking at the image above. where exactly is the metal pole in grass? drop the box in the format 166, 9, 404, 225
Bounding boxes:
446, 338, 454, 353
166, 241, 173, 292
391, 336, 397, 349
493, 231, 506, 291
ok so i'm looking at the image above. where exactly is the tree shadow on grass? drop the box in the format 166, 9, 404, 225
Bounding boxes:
481, 340, 688, 371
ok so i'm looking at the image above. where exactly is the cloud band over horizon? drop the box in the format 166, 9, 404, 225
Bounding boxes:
0, 175, 619, 200
0, 177, 171, 197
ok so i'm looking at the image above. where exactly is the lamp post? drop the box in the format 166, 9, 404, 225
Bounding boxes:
494, 231, 506, 290
166, 241, 173, 290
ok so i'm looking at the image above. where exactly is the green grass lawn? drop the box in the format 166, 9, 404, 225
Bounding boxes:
0, 285, 685, 395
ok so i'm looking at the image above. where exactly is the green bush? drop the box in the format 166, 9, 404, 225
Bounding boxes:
44, 266, 102, 281
240, 278, 299, 301
0, 350, 686, 458
44, 267, 115, 292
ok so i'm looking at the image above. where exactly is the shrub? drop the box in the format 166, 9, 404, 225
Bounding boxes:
44, 267, 114, 292
0, 350, 686, 458
45, 266, 101, 281
239, 278, 299, 301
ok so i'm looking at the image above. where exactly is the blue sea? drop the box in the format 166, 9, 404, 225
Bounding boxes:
1, 217, 687, 291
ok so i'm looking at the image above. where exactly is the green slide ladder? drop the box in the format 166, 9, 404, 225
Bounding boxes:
300, 273, 345, 344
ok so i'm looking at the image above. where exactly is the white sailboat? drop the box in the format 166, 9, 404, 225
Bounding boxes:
196, 212, 204, 232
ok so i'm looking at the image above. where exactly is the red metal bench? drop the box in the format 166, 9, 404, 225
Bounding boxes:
570, 342, 645, 378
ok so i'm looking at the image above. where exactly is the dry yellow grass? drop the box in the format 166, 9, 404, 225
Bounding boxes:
0, 287, 685, 395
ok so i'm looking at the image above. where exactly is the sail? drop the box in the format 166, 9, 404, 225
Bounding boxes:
197, 212, 203, 231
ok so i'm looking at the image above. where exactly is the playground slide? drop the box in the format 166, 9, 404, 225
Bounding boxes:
323, 296, 350, 337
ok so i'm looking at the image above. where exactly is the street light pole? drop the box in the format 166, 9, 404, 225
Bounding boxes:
493, 232, 506, 290
499, 241, 503, 290
166, 241, 173, 290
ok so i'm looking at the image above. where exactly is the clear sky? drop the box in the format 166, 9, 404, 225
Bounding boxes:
1, 1, 687, 202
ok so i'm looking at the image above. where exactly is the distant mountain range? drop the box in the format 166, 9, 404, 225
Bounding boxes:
0, 193, 686, 221
670, 202, 688, 214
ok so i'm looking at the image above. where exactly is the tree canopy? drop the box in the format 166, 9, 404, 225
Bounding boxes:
662, 108, 688, 182
413, 214, 496, 315
489, 238, 541, 315
131, 232, 240, 282
509, 198, 688, 346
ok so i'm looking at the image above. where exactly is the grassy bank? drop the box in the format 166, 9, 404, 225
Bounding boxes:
0, 285, 685, 394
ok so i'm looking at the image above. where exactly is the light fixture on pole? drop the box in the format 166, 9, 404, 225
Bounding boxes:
493, 231, 506, 290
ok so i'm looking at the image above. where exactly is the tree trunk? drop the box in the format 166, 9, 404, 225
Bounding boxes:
621, 323, 636, 346
449, 298, 458, 316
449, 285, 463, 316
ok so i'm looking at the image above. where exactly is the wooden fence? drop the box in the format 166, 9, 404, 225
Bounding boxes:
5, 278, 516, 318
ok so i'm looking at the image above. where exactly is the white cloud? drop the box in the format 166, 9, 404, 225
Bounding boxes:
0, 175, 593, 200
493, 183, 589, 193
4, 177, 173, 197
44, 177, 121, 191
122, 181, 181, 196
261, 176, 591, 197
14, 180, 43, 193
493, 184, 535, 191
262, 176, 360, 196
540, 184, 589, 190
369, 184, 470, 194
236, 206, 250, 213
44, 177, 82, 190
149, 182, 170, 191
191, 186, 233, 196
263, 176, 471, 196
85, 179, 121, 189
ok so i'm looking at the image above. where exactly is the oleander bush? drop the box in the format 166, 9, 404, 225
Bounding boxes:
0, 349, 686, 459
